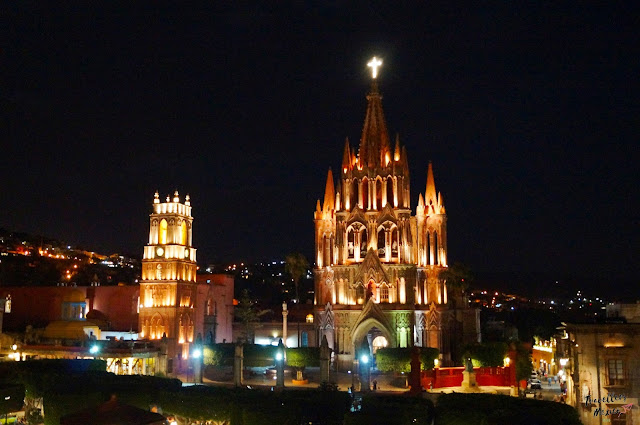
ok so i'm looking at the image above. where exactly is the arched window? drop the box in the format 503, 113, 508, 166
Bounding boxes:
391, 228, 399, 258
377, 227, 386, 258
356, 285, 365, 304
361, 178, 368, 209
387, 177, 394, 207
434, 231, 439, 265
380, 283, 389, 303
181, 221, 187, 245
426, 231, 431, 265
159, 219, 168, 245
347, 227, 355, 259
360, 229, 368, 257
301, 331, 309, 347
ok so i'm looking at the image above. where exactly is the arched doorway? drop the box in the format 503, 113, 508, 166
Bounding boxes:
351, 318, 394, 368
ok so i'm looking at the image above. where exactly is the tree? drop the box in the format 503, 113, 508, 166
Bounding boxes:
285, 253, 309, 302
234, 290, 269, 343
286, 347, 319, 380
440, 262, 473, 292
440, 262, 473, 308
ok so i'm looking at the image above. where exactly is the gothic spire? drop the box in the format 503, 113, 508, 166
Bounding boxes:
322, 168, 335, 211
342, 138, 352, 173
425, 161, 437, 206
358, 81, 391, 171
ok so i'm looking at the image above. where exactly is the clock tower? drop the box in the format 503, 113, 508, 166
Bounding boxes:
139, 190, 197, 373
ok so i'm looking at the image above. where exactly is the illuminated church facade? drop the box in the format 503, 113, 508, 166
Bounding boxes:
314, 59, 480, 366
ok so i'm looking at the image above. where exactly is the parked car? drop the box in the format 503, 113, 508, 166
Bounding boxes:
530, 379, 542, 389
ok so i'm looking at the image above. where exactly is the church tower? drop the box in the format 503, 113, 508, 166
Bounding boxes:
315, 58, 476, 367
139, 191, 197, 373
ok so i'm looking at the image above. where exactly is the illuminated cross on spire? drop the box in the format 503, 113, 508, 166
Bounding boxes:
367, 56, 382, 79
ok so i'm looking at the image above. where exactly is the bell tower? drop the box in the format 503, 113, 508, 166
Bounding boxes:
139, 190, 197, 372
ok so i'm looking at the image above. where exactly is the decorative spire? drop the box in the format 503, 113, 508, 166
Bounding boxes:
358, 76, 391, 171
417, 193, 425, 216
322, 168, 335, 211
185, 194, 191, 206
173, 190, 180, 203
425, 162, 437, 206
394, 134, 401, 161
153, 191, 160, 204
342, 138, 352, 173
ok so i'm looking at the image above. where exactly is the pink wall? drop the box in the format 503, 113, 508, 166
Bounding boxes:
420, 366, 516, 389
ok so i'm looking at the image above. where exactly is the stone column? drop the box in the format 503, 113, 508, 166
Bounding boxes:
282, 302, 288, 346
408, 346, 422, 394
319, 335, 331, 383
233, 343, 244, 386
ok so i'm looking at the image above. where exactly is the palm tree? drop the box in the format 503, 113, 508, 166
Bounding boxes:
285, 253, 309, 303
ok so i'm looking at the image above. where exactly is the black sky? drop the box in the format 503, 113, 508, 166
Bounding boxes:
1, 3, 638, 295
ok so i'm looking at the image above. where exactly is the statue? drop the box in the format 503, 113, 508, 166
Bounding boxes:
465, 357, 473, 372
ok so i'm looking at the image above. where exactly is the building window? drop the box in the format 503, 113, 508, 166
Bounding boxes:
306, 314, 314, 323
301, 331, 309, 347
607, 359, 625, 386
380, 284, 389, 303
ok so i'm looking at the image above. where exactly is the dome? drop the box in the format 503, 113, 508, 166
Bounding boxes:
43, 320, 100, 340
62, 289, 86, 303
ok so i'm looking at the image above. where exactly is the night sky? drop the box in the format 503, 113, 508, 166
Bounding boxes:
2, 3, 638, 296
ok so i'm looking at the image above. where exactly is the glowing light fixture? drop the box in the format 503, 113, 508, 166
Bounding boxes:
367, 57, 382, 79
89, 345, 99, 354
360, 354, 369, 364
192, 348, 202, 359
275, 352, 283, 361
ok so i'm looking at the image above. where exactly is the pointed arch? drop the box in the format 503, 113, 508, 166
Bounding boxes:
159, 219, 168, 245
361, 177, 369, 209
433, 231, 439, 265
180, 220, 187, 245
377, 227, 385, 258
360, 228, 368, 258
351, 317, 395, 352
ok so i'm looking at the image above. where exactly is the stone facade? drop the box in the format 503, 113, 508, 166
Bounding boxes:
314, 77, 480, 366
563, 322, 640, 425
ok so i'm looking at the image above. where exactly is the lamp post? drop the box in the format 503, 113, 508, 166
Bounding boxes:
275, 339, 285, 389
282, 302, 288, 348
192, 347, 202, 384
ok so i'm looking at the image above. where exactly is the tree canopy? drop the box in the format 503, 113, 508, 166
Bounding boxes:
285, 253, 309, 302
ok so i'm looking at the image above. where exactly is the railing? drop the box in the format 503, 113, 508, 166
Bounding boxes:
420, 365, 515, 389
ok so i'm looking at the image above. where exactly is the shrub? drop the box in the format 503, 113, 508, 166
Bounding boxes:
375, 347, 440, 372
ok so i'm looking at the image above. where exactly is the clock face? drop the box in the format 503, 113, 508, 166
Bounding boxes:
156, 247, 164, 257
184, 249, 190, 258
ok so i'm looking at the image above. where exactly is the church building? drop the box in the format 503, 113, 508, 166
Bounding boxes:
314, 58, 480, 368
